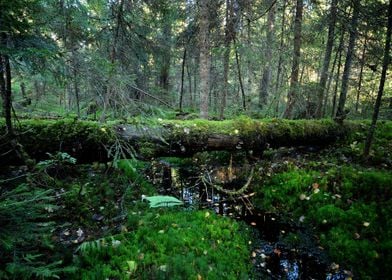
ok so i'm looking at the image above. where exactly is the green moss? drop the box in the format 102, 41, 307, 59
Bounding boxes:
0, 118, 115, 164
253, 166, 392, 279
72, 210, 252, 279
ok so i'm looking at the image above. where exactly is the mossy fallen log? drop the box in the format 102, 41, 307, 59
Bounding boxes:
0, 117, 365, 165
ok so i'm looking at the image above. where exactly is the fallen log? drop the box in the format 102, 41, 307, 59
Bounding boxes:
0, 117, 367, 165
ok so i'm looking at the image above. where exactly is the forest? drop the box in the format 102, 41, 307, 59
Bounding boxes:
1, 0, 392, 279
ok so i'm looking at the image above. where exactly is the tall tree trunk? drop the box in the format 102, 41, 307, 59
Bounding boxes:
315, 0, 337, 118
100, 0, 123, 122
179, 48, 187, 111
234, 40, 246, 111
20, 82, 26, 98
322, 40, 339, 116
186, 62, 193, 108
283, 0, 303, 119
220, 0, 233, 119
275, 0, 287, 95
355, 37, 367, 112
159, 21, 171, 92
364, 0, 392, 157
0, 33, 32, 166
331, 29, 345, 117
199, 0, 211, 119
259, 0, 276, 109
0, 34, 12, 135
335, 0, 360, 120
72, 50, 80, 117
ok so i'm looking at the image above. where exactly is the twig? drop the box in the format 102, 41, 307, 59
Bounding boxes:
130, 85, 175, 109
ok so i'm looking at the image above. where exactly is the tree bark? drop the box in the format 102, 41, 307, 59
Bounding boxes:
315, 0, 337, 118
179, 47, 187, 111
186, 62, 193, 108
0, 34, 13, 135
234, 40, 246, 111
331, 29, 345, 118
100, 0, 123, 122
259, 0, 276, 109
355, 37, 367, 113
72, 49, 80, 117
275, 0, 287, 95
322, 39, 339, 117
335, 0, 360, 120
159, 20, 172, 92
199, 0, 211, 119
220, 0, 233, 120
283, 0, 303, 119
363, 0, 392, 157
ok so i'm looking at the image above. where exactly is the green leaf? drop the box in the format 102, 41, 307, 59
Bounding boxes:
126, 260, 137, 274
142, 196, 183, 208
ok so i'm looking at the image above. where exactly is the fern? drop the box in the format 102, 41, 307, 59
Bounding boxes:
0, 183, 65, 279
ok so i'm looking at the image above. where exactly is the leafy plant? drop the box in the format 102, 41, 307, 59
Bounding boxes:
0, 183, 73, 279
37, 152, 77, 169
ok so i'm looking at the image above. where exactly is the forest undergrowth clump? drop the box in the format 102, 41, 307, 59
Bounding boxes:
252, 164, 392, 279
0, 154, 254, 279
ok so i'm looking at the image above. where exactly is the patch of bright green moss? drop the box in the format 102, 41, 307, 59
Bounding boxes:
72, 209, 252, 279
253, 166, 392, 279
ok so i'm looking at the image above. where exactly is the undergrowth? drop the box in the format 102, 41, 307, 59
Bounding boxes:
72, 209, 252, 279
253, 165, 392, 279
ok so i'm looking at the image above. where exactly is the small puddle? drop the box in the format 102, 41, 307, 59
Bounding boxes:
149, 159, 351, 280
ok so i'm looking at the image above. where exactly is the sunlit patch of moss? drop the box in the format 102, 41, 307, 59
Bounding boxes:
72, 209, 252, 279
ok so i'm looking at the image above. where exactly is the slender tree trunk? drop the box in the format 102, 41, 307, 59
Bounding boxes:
275, 0, 287, 95
315, 0, 337, 118
0, 33, 32, 166
72, 50, 80, 117
186, 62, 193, 108
331, 29, 345, 117
364, 0, 392, 157
355, 37, 367, 112
234, 40, 246, 111
100, 0, 123, 122
259, 0, 276, 108
199, 0, 211, 119
322, 40, 339, 116
179, 48, 187, 111
20, 82, 26, 98
335, 0, 360, 120
283, 0, 303, 119
0, 32, 13, 135
159, 21, 172, 92
220, 0, 233, 119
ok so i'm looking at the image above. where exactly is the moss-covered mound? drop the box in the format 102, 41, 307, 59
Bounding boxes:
72, 210, 252, 279
0, 119, 115, 165
252, 166, 392, 279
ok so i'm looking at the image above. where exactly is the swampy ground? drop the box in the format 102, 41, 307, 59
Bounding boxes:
1, 120, 391, 280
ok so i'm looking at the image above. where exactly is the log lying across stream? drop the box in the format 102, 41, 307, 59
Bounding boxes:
0, 117, 366, 165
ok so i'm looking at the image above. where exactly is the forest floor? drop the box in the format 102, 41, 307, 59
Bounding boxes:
0, 118, 391, 279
